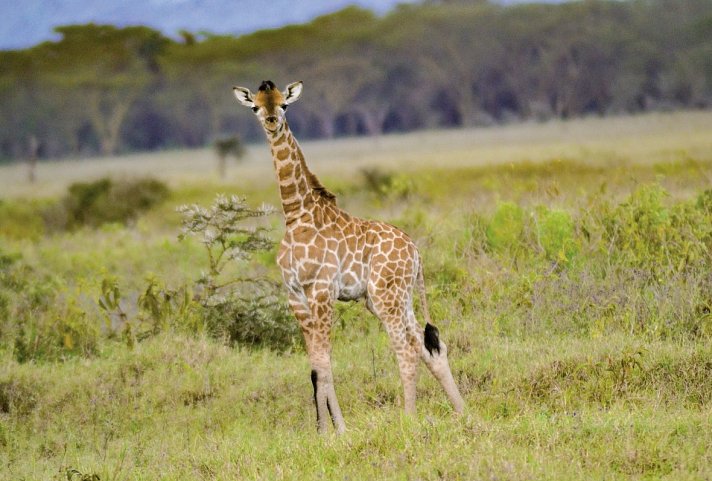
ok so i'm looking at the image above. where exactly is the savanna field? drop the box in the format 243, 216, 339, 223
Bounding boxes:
1, 111, 711, 480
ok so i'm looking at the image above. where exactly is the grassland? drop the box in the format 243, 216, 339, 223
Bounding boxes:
1, 111, 711, 480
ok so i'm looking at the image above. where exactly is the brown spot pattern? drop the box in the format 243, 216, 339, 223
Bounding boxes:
250, 82, 464, 433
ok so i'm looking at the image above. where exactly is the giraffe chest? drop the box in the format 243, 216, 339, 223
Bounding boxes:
277, 229, 370, 301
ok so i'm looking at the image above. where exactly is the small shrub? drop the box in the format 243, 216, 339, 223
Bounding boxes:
603, 184, 670, 259
137, 277, 197, 336
97, 277, 128, 332
49, 177, 169, 230
602, 184, 710, 274
202, 288, 297, 351
179, 195, 299, 351
456, 211, 489, 256
486, 201, 524, 252
360, 167, 412, 200
0, 199, 47, 240
535, 207, 578, 263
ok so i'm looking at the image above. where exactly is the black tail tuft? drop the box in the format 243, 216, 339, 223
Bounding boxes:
424, 323, 441, 356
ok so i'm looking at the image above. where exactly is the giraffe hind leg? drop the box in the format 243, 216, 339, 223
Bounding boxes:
412, 315, 465, 413
368, 293, 421, 414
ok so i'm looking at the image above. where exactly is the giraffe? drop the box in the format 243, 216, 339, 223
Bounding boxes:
233, 80, 465, 433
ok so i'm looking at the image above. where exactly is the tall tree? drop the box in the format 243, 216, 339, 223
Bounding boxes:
44, 25, 168, 155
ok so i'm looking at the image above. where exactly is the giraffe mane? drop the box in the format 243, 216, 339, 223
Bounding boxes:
308, 174, 336, 203
294, 146, 337, 203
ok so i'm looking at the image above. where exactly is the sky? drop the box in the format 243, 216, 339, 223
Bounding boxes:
0, 0, 420, 50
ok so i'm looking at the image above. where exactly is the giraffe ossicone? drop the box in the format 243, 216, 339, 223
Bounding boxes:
232, 80, 465, 434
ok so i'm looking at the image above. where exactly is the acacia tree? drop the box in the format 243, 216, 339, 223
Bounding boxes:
2, 1, 712, 160
45, 25, 168, 155
161, 34, 269, 147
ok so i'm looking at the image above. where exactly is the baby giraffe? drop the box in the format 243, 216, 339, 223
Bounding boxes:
233, 80, 465, 433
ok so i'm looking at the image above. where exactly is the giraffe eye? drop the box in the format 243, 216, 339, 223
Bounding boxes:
281, 104, 288, 111
252, 106, 259, 112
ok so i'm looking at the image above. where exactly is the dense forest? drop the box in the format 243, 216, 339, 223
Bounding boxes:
1, 0, 711, 161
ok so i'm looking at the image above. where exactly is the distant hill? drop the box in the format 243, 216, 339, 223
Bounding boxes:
0, 0, 414, 50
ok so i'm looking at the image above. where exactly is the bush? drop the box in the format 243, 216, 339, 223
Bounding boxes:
360, 167, 413, 200
486, 201, 525, 252
0, 199, 47, 240
535, 207, 578, 263
602, 184, 711, 274
457, 185, 711, 340
48, 177, 169, 230
88, 195, 299, 352
202, 288, 297, 351
179, 195, 299, 351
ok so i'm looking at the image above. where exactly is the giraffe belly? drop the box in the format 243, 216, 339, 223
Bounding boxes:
336, 271, 367, 301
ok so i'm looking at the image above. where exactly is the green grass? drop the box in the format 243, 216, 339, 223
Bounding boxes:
1, 111, 711, 480
2, 334, 710, 480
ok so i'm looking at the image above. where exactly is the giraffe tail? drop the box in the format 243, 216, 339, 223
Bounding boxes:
416, 257, 441, 356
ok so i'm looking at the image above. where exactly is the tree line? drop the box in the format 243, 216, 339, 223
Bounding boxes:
1, 0, 711, 161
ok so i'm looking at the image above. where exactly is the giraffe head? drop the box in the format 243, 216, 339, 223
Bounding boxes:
233, 80, 303, 133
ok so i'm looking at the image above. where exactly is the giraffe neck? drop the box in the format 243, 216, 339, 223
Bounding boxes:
267, 123, 334, 226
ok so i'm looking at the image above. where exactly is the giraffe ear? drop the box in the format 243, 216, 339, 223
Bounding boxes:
283, 81, 303, 105
233, 86, 255, 108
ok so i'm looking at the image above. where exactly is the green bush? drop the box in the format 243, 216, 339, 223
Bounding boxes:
602, 184, 711, 274
360, 167, 413, 200
486, 201, 525, 252
50, 177, 170, 230
202, 289, 298, 351
603, 184, 670, 269
11, 300, 99, 363
179, 195, 299, 351
536, 207, 578, 263
0, 199, 47, 240
455, 186, 711, 340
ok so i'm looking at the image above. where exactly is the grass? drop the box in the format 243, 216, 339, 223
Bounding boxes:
1, 110, 712, 480
3, 334, 710, 480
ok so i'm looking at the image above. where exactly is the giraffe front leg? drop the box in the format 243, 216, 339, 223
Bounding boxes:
308, 287, 346, 434
309, 349, 345, 434
289, 289, 345, 434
